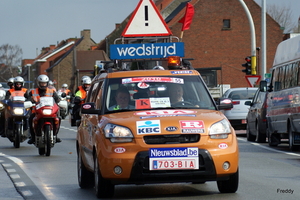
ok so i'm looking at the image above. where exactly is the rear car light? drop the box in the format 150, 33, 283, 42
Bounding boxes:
232, 101, 240, 105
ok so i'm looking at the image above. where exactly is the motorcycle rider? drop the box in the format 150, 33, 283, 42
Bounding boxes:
72, 77, 91, 125
0, 83, 6, 100
48, 80, 57, 92
27, 74, 61, 144
5, 76, 29, 100
58, 83, 72, 96
0, 77, 29, 137
7, 77, 15, 89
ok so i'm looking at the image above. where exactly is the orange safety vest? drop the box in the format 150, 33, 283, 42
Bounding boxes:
8, 88, 27, 96
31, 88, 54, 103
77, 87, 87, 104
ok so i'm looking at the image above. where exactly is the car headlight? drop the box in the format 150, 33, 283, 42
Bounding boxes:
13, 107, 24, 115
42, 109, 52, 115
209, 119, 231, 139
104, 123, 133, 143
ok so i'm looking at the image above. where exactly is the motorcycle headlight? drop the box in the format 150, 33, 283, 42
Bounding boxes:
0, 103, 4, 110
42, 109, 52, 115
209, 119, 231, 139
13, 107, 24, 115
104, 123, 133, 143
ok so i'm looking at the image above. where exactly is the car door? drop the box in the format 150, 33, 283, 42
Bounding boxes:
247, 89, 260, 132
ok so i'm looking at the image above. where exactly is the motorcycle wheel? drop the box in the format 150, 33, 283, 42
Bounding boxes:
44, 124, 52, 156
13, 124, 22, 148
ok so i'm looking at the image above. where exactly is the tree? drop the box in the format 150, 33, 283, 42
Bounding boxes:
0, 44, 23, 81
267, 4, 296, 33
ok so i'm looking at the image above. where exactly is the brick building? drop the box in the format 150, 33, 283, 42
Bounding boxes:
28, 30, 109, 92
97, 0, 283, 89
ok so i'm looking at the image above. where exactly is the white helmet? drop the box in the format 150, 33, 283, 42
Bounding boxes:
82, 77, 92, 85
14, 76, 24, 88
62, 83, 68, 88
37, 74, 49, 90
8, 77, 14, 88
81, 76, 90, 84
48, 80, 54, 86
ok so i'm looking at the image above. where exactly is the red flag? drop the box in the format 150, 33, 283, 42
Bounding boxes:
178, 2, 195, 31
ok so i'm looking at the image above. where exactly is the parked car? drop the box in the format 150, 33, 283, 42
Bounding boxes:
76, 61, 239, 198
222, 87, 257, 130
245, 89, 267, 143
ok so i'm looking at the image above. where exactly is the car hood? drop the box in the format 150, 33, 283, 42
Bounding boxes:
99, 109, 227, 136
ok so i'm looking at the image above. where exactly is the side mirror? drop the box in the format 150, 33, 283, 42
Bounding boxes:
81, 103, 99, 114
244, 100, 252, 106
216, 98, 233, 110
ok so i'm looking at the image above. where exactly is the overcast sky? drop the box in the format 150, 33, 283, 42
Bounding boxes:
1, 0, 299, 59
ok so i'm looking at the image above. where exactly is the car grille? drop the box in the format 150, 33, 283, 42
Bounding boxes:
143, 134, 200, 144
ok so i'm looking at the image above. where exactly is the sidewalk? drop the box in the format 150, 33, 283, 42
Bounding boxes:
0, 160, 24, 200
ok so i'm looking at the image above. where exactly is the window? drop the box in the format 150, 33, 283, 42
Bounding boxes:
222, 19, 231, 29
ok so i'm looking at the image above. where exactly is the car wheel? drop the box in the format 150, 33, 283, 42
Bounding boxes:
94, 156, 114, 198
217, 168, 239, 193
255, 122, 266, 143
268, 130, 279, 147
288, 126, 300, 151
246, 124, 255, 142
77, 149, 94, 188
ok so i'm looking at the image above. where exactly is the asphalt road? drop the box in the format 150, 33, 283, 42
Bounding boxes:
1, 120, 300, 200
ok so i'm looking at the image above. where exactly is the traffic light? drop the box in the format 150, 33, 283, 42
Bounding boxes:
242, 56, 251, 75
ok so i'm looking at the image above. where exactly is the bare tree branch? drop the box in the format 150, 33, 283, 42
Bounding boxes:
267, 4, 296, 33
0, 44, 23, 80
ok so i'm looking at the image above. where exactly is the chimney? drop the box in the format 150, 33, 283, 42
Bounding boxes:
81, 29, 91, 39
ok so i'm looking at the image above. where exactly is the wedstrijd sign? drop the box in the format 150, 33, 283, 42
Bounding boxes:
110, 42, 184, 59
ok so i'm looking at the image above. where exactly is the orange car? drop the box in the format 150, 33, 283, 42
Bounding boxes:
76, 64, 238, 198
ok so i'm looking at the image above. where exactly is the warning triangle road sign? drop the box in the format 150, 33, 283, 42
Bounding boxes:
245, 75, 261, 87
122, 0, 172, 37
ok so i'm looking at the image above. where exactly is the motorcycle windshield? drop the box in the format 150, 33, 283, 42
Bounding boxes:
10, 91, 26, 102
37, 97, 54, 109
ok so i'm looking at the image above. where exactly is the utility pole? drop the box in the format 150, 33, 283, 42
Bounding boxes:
261, 0, 267, 79
238, 0, 257, 75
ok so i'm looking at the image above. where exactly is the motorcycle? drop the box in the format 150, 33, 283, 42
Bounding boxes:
1, 91, 33, 148
32, 96, 67, 156
57, 92, 69, 119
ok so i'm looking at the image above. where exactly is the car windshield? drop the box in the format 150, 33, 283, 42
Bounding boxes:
228, 90, 256, 100
104, 75, 216, 113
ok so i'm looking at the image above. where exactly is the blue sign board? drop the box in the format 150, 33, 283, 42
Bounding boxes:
110, 42, 184, 60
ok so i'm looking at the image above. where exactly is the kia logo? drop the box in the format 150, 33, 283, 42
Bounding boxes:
165, 126, 178, 132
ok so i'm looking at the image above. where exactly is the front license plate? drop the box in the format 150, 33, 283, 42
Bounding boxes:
149, 147, 199, 170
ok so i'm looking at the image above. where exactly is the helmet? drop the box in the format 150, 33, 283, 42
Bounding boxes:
48, 80, 54, 86
82, 77, 92, 90
8, 77, 14, 88
81, 76, 90, 84
37, 74, 49, 90
62, 83, 68, 88
82, 77, 92, 85
14, 76, 24, 89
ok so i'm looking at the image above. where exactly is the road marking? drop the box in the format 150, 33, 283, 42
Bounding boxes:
60, 125, 77, 132
237, 137, 300, 157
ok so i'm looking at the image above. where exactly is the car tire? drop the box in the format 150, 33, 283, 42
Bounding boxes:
255, 122, 266, 143
77, 150, 94, 188
217, 168, 239, 193
94, 156, 114, 198
268, 131, 279, 147
288, 126, 300, 151
246, 124, 255, 142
